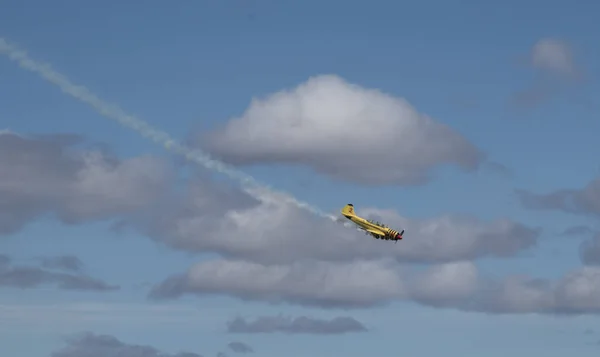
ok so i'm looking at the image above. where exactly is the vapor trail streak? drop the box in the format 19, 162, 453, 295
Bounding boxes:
0, 37, 337, 221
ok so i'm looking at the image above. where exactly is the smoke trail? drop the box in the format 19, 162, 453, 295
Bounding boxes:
0, 37, 338, 221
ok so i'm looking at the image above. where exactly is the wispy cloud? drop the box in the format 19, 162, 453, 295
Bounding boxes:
560, 225, 595, 237
227, 315, 368, 334
0, 254, 117, 291
51, 332, 204, 357
0, 302, 226, 332
38, 255, 83, 272
511, 37, 586, 110
227, 342, 253, 354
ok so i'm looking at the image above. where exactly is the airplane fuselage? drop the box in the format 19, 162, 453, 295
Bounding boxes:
340, 204, 403, 241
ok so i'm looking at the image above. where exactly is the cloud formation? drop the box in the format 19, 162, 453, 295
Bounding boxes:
560, 225, 595, 237
149, 257, 600, 315
1, 129, 575, 317
0, 130, 538, 265
39, 255, 83, 272
197, 74, 484, 185
513, 37, 584, 108
0, 131, 171, 235
0, 130, 549, 318
530, 38, 579, 78
51, 332, 203, 357
139, 178, 539, 265
0, 254, 118, 291
227, 342, 253, 354
517, 177, 600, 217
580, 235, 600, 265
226, 315, 367, 334
149, 259, 404, 308
147, 259, 452, 308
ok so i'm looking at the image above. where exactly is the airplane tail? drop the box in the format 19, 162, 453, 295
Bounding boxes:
340, 203, 356, 217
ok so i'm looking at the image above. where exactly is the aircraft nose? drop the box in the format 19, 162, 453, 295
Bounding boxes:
396, 234, 403, 240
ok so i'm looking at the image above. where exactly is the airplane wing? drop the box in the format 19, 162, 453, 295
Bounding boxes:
335, 213, 386, 238
363, 227, 380, 234
361, 227, 386, 236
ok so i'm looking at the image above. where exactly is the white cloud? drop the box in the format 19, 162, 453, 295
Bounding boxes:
513, 37, 584, 108
530, 38, 578, 78
0, 131, 172, 234
0, 130, 537, 265
483, 275, 554, 313
150, 258, 600, 315
580, 235, 600, 265
554, 267, 600, 312
149, 258, 407, 308
198, 75, 484, 185
226, 314, 368, 334
141, 179, 539, 265
51, 332, 204, 357
0, 254, 118, 291
360, 208, 539, 261
409, 261, 479, 305
517, 177, 600, 217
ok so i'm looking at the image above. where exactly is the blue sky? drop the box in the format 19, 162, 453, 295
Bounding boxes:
1, 1, 600, 356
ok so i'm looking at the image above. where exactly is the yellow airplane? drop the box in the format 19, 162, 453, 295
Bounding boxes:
340, 204, 404, 242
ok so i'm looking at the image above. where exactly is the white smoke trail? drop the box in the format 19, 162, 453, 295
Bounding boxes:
0, 37, 338, 221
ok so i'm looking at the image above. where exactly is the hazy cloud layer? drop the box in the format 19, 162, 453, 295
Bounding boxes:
227, 342, 253, 354
51, 332, 203, 357
513, 37, 584, 108
227, 315, 367, 334
517, 177, 600, 217
482, 161, 514, 179
196, 74, 484, 185
561, 225, 596, 237
0, 254, 118, 291
580, 235, 600, 265
0, 131, 171, 235
39, 255, 83, 272
530, 38, 579, 78
139, 178, 540, 265
150, 258, 600, 314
